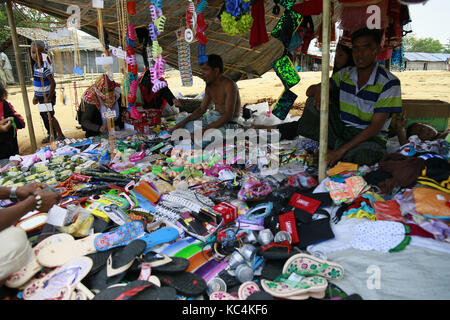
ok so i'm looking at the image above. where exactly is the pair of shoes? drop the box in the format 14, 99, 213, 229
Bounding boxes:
41, 136, 50, 144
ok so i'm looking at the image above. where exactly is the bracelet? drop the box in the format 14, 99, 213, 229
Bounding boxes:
32, 192, 43, 211
9, 186, 18, 202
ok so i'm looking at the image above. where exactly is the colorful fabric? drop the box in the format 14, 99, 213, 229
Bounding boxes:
329, 162, 359, 176
326, 176, 369, 205
83, 75, 121, 109
33, 63, 53, 99
330, 64, 402, 142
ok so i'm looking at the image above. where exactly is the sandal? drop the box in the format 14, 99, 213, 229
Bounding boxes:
282, 253, 344, 281
93, 220, 146, 251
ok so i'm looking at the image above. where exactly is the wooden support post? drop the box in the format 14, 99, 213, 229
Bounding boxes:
318, 0, 331, 182
5, 0, 37, 153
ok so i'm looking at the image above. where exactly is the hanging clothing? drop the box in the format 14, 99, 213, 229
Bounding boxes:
249, 0, 269, 49
138, 70, 176, 110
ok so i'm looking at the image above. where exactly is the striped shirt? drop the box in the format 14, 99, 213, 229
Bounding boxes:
331, 64, 402, 141
33, 63, 53, 98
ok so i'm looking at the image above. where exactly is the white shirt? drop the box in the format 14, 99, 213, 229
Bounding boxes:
0, 52, 12, 70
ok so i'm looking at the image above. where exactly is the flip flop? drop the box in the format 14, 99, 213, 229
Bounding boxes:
94, 220, 146, 251
209, 291, 237, 300
93, 280, 150, 300
260, 259, 285, 281
22, 257, 93, 300
158, 271, 207, 297
89, 239, 147, 291
142, 253, 190, 274
282, 253, 344, 281
116, 283, 177, 300
286, 290, 326, 300
238, 281, 261, 300
261, 275, 328, 299
85, 247, 121, 278
36, 233, 99, 267
159, 237, 199, 256
138, 227, 179, 254
6, 233, 74, 288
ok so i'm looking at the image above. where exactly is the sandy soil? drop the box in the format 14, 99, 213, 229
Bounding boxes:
4, 70, 450, 156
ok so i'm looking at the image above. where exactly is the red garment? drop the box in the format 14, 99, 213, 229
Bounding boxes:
138, 70, 167, 109
249, 0, 269, 49
374, 200, 403, 222
292, 0, 322, 16
405, 223, 435, 239
348, 196, 372, 211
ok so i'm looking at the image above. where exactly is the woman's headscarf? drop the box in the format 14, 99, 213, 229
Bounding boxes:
83, 74, 120, 109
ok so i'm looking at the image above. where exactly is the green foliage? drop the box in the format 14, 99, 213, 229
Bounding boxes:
0, 3, 61, 48
404, 34, 445, 53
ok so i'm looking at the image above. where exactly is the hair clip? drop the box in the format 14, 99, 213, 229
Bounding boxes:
127, 0, 137, 16
127, 24, 137, 41
126, 54, 136, 66
149, 23, 158, 41
154, 15, 166, 33
196, 0, 208, 14
149, 4, 158, 21
152, 79, 168, 93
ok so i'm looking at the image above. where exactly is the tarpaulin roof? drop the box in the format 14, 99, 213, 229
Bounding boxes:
404, 52, 450, 62
13, 0, 288, 81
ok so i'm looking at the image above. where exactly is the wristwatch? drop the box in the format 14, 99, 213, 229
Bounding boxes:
9, 186, 18, 202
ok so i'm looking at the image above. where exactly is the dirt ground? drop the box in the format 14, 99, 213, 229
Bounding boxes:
4, 70, 450, 156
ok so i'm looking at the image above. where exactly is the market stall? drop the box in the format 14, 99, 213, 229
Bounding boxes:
1, 0, 449, 301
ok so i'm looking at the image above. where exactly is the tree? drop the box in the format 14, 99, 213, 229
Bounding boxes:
444, 37, 450, 54
0, 3, 62, 48
404, 34, 445, 53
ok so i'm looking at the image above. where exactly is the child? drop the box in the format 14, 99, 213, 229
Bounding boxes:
0, 83, 25, 160
30, 41, 65, 143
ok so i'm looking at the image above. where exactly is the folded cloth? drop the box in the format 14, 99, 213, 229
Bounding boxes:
328, 162, 359, 176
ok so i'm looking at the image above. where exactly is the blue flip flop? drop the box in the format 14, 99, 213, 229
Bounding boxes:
140, 227, 180, 254
160, 237, 199, 256
94, 221, 146, 251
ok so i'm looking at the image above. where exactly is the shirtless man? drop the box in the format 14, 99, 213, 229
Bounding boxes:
171, 54, 241, 139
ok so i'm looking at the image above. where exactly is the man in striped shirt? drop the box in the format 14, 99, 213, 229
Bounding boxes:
312, 28, 402, 166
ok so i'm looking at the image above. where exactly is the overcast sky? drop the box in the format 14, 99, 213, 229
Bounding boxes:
408, 0, 450, 45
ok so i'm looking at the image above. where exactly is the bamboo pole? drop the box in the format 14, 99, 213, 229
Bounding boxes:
5, 0, 37, 153
318, 0, 331, 182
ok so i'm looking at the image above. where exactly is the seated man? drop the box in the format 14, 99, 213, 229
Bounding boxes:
293, 28, 402, 166
171, 54, 242, 146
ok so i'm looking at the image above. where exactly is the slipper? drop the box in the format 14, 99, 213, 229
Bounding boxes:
282, 253, 344, 281
89, 239, 147, 291
246, 291, 274, 300
22, 257, 93, 300
260, 259, 285, 281
115, 282, 178, 300
159, 237, 199, 256
142, 253, 190, 274
6, 233, 74, 288
285, 290, 326, 300
261, 275, 328, 299
93, 220, 146, 251
209, 291, 237, 300
85, 247, 121, 278
238, 281, 261, 300
257, 241, 295, 260
36, 233, 99, 267
93, 280, 151, 300
158, 271, 207, 297
140, 227, 180, 254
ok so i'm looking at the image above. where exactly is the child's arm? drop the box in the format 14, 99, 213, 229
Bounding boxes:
4, 101, 25, 129
45, 73, 56, 103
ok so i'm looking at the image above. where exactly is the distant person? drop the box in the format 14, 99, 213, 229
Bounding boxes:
30, 41, 65, 143
0, 83, 25, 160
0, 51, 15, 86
170, 54, 242, 146
78, 74, 124, 138
0, 183, 60, 287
